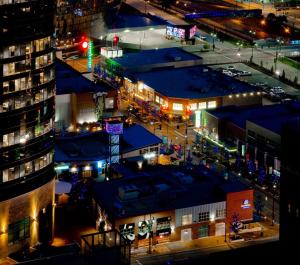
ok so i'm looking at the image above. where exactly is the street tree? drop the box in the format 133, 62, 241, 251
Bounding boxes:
231, 213, 242, 239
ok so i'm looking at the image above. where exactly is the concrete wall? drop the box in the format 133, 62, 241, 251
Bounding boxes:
55, 94, 72, 129
222, 92, 262, 107
0, 180, 55, 258
246, 120, 281, 146
175, 201, 226, 227
122, 144, 160, 161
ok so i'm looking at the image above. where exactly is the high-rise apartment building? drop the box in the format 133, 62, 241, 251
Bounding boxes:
0, 0, 56, 257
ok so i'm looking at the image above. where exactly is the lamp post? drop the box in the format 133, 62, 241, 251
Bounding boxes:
249, 30, 256, 62
272, 183, 277, 226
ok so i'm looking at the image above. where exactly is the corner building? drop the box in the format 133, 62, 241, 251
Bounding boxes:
0, 0, 56, 258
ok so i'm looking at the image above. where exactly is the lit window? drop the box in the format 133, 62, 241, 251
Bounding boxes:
8, 217, 30, 244
155, 96, 160, 103
173, 103, 183, 111
182, 214, 192, 226
190, 103, 197, 110
216, 209, 226, 219
207, 101, 216, 109
198, 102, 206, 109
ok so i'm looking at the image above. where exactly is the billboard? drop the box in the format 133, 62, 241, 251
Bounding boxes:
106, 122, 123, 135
166, 24, 197, 40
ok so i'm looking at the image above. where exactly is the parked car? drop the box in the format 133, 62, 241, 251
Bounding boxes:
239, 70, 252, 76
227, 65, 235, 70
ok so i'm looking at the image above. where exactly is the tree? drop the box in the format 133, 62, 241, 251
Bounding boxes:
260, 60, 263, 67
294, 76, 298, 84
281, 70, 286, 80
270, 66, 274, 74
231, 213, 242, 239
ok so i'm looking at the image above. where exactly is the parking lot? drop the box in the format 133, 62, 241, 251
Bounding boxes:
210, 63, 298, 103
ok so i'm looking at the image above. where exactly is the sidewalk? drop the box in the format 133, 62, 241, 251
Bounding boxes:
131, 220, 279, 258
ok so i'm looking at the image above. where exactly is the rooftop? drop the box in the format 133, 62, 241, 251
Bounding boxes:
132, 66, 258, 99
93, 165, 250, 219
55, 124, 161, 163
112, 47, 201, 70
106, 13, 167, 30
206, 101, 300, 134
56, 60, 114, 95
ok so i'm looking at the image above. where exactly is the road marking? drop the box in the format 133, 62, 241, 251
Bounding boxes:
136, 260, 143, 265
174, 130, 185, 138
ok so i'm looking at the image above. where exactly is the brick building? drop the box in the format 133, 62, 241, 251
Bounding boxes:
91, 165, 254, 248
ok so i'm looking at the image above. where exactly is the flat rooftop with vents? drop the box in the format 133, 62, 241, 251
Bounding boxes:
92, 165, 250, 219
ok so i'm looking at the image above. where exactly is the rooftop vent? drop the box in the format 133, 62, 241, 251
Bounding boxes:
118, 185, 140, 200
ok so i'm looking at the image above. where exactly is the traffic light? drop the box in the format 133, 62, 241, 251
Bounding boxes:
113, 35, 119, 46
80, 36, 89, 51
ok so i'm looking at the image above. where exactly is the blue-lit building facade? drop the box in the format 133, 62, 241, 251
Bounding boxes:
0, 0, 55, 257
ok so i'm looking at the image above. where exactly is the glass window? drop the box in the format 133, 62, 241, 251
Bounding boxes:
182, 214, 192, 226
8, 217, 30, 244
173, 103, 183, 111
155, 96, 160, 103
198, 225, 208, 238
198, 212, 210, 222
190, 103, 197, 110
198, 102, 207, 109
207, 101, 217, 109
2, 169, 8, 182
216, 209, 226, 219
156, 217, 171, 236
25, 161, 33, 175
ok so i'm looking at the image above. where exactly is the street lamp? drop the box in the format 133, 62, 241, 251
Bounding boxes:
272, 183, 277, 226
249, 30, 256, 61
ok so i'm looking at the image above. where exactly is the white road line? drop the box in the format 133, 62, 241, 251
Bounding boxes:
136, 260, 143, 265
174, 130, 185, 138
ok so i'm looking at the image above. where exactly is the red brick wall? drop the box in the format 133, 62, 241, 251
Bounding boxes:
226, 189, 254, 228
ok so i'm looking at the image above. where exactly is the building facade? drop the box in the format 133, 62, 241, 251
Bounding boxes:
280, 120, 300, 244
0, 0, 56, 257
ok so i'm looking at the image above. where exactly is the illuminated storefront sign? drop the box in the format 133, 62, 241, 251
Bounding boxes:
195, 110, 201, 128
105, 122, 123, 135
189, 25, 197, 39
87, 40, 93, 71
291, 40, 300, 45
241, 199, 251, 209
